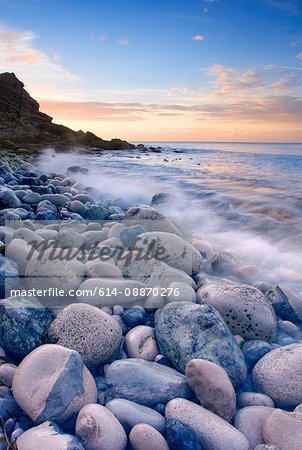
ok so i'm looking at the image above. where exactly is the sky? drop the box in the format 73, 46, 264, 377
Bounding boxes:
0, 0, 302, 142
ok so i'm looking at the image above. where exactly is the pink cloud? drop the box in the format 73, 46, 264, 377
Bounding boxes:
7, 50, 40, 64
118, 38, 129, 46
66, 73, 75, 82
53, 53, 60, 61
98, 34, 107, 43
193, 35, 204, 41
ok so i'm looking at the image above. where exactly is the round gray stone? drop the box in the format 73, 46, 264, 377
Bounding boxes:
47, 303, 122, 369
129, 424, 169, 450
197, 283, 277, 341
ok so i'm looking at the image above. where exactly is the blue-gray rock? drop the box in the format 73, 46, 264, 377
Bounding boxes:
165, 418, 201, 450
106, 398, 165, 434
0, 186, 22, 208
265, 284, 302, 322
12, 344, 97, 427
40, 194, 70, 207
241, 340, 272, 371
0, 255, 19, 299
120, 224, 148, 248
81, 204, 109, 220
21, 176, 41, 186
105, 358, 191, 407
121, 308, 144, 327
155, 302, 247, 387
0, 296, 53, 358
23, 192, 41, 204
67, 166, 88, 175
16, 420, 85, 450
0, 390, 20, 422
36, 211, 58, 220
0, 209, 20, 226
39, 174, 48, 183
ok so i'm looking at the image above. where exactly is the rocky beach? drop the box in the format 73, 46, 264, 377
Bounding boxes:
0, 74, 302, 450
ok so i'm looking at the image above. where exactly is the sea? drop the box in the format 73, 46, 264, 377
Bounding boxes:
37, 142, 302, 295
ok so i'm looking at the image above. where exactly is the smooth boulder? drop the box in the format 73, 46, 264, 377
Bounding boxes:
75, 403, 127, 450
234, 406, 275, 448
124, 325, 159, 360
252, 343, 302, 407
129, 424, 169, 450
263, 409, 302, 450
186, 359, 236, 422
165, 398, 250, 450
105, 358, 191, 407
12, 344, 97, 427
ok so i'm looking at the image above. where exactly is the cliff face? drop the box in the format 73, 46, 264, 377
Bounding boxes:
0, 72, 134, 151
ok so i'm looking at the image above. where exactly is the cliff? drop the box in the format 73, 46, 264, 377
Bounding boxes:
0, 72, 135, 151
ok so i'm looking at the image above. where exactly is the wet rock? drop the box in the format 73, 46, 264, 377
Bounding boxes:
124, 325, 158, 360
165, 418, 201, 450
265, 284, 302, 322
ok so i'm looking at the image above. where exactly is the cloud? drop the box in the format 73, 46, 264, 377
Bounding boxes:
7, 49, 40, 63
296, 52, 302, 60
193, 35, 204, 41
206, 64, 265, 96
0, 23, 79, 89
98, 34, 107, 43
204, 8, 208, 12
118, 38, 129, 46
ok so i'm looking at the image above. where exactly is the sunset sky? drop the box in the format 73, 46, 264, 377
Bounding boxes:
1, 0, 302, 142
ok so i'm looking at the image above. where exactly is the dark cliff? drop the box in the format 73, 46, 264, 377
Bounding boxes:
0, 72, 135, 151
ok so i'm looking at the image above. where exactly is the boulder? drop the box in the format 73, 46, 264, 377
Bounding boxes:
263, 409, 302, 450
16, 421, 84, 450
129, 424, 169, 450
124, 204, 180, 234
155, 302, 247, 387
197, 283, 277, 341
105, 398, 165, 434
252, 343, 302, 407
75, 403, 127, 450
12, 344, 97, 427
47, 303, 122, 369
105, 358, 191, 407
165, 418, 201, 450
165, 398, 250, 450
186, 359, 236, 422
265, 284, 302, 322
233, 406, 275, 448
0, 296, 53, 358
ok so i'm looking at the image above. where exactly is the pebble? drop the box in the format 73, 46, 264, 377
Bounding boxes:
165, 418, 201, 450
85, 260, 122, 278
241, 340, 272, 371
0, 363, 17, 388
237, 392, 274, 408
105, 358, 191, 407
75, 403, 127, 450
12, 344, 97, 427
252, 343, 302, 407
124, 325, 158, 360
233, 406, 275, 448
186, 358, 236, 422
105, 398, 165, 434
47, 303, 122, 369
155, 302, 247, 387
165, 398, 250, 450
122, 308, 145, 327
129, 424, 169, 450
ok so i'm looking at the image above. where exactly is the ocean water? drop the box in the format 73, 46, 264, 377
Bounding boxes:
38, 142, 302, 294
